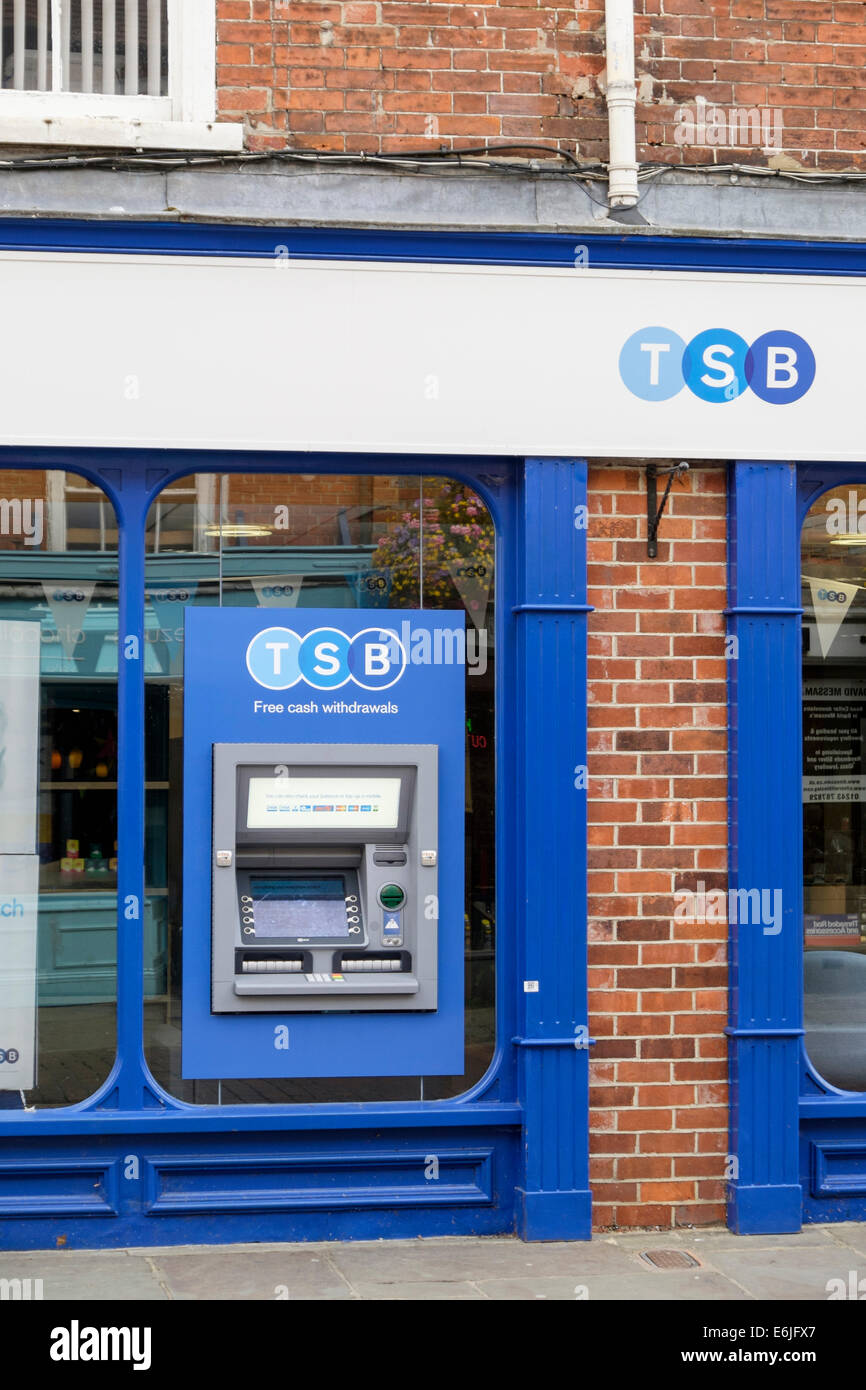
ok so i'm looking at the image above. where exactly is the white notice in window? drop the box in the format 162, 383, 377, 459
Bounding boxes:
0, 621, 40, 853
0, 855, 39, 1092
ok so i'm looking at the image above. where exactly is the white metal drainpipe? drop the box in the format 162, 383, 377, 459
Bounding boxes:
604, 0, 639, 209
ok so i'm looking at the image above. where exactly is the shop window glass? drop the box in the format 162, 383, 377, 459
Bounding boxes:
802, 486, 866, 1091
0, 469, 119, 1111
143, 473, 496, 1104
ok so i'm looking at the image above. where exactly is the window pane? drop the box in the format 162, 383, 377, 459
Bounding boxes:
0, 470, 118, 1111
1, 1, 168, 96
143, 473, 496, 1105
802, 486, 866, 1091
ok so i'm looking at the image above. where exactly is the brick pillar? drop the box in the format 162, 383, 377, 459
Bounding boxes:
586, 462, 729, 1230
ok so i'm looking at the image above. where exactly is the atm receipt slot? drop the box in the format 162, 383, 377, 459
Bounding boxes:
211, 743, 439, 1014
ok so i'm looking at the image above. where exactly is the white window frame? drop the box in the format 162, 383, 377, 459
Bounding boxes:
0, 2, 242, 150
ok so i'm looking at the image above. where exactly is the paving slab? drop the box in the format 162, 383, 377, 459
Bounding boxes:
702, 1247, 857, 1301
349, 1280, 485, 1300
685, 1227, 842, 1251
0, 1253, 166, 1301
822, 1224, 866, 1259
330, 1236, 636, 1285
150, 1251, 352, 1301
477, 1271, 750, 1301
1, 1227, 863, 1301
611, 1227, 839, 1253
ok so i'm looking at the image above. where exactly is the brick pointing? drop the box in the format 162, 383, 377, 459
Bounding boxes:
587, 461, 729, 1230
217, 1, 866, 170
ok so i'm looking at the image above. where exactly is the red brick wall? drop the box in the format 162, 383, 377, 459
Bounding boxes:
586, 462, 729, 1230
216, 1, 866, 170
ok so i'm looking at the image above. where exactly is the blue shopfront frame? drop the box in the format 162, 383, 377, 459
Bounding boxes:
2, 217, 866, 1247
0, 428, 591, 1249
728, 457, 866, 1234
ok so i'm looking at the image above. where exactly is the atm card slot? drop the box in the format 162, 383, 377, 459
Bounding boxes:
234, 948, 311, 975
334, 949, 412, 973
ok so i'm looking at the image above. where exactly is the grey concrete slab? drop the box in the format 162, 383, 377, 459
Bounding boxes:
703, 1247, 857, 1301
822, 1223, 866, 1259
478, 1271, 750, 1300
165, 167, 546, 229
0, 169, 167, 215
0, 162, 858, 242
0, 1253, 167, 1301
609, 1225, 839, 1252
150, 1251, 352, 1301
350, 1280, 486, 1300
606, 1234, 700, 1256
3, 1225, 864, 1301
330, 1235, 637, 1285
683, 1227, 841, 1251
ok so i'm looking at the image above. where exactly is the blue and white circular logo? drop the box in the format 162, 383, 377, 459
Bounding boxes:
618, 326, 686, 402
245, 627, 303, 690
246, 626, 407, 692
745, 330, 816, 405
620, 325, 816, 405
348, 628, 407, 691
297, 627, 352, 690
682, 328, 750, 404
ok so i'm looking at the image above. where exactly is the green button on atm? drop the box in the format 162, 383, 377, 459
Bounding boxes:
379, 884, 406, 911
380, 884, 405, 947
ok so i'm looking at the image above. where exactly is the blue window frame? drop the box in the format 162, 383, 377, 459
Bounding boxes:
728, 458, 866, 1234
0, 438, 591, 1248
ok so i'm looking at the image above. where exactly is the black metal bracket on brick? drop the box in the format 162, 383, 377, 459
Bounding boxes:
646, 461, 689, 559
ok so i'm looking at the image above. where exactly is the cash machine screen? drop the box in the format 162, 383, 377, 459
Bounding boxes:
246, 776, 401, 831
249, 875, 355, 941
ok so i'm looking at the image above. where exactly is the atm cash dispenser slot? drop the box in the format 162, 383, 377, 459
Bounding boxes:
211, 744, 439, 1014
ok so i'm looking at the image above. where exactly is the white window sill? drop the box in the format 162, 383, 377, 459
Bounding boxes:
0, 115, 244, 151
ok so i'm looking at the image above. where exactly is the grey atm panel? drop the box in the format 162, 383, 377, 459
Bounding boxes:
211, 743, 438, 1013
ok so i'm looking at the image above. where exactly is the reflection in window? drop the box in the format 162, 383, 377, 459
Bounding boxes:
143, 473, 496, 1105
0, 470, 119, 1110
802, 487, 866, 1090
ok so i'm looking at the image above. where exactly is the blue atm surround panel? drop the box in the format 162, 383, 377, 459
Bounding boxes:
182, 608, 466, 1079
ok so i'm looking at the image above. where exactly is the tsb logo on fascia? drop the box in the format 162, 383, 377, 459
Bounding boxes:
247, 626, 407, 692
619, 327, 816, 404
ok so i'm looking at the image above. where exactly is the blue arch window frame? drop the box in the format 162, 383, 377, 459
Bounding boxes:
729, 458, 866, 1235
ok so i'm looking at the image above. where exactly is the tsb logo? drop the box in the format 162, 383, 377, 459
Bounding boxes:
246, 626, 407, 692
619, 327, 816, 404
817, 589, 847, 603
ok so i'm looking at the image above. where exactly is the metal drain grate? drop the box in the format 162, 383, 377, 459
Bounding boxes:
640, 1249, 700, 1270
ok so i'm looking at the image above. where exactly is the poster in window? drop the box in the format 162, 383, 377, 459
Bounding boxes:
802, 678, 866, 805
0, 854, 39, 1091
0, 620, 40, 852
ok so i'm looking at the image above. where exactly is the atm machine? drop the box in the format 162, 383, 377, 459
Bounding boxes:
212, 743, 439, 1013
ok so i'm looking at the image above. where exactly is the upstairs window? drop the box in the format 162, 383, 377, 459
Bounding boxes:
0, 1, 241, 150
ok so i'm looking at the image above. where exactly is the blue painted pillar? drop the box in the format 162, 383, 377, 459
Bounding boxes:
89, 461, 154, 1113
514, 457, 592, 1241
727, 460, 803, 1233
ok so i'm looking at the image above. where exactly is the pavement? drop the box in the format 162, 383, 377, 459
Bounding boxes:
3, 1223, 866, 1300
